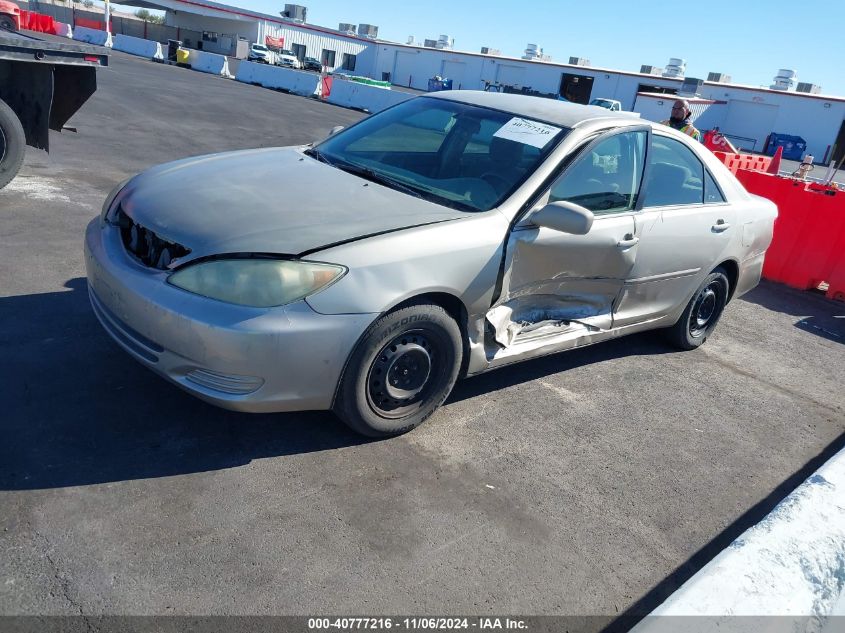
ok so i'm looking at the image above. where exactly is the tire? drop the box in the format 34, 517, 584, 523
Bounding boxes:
334, 302, 463, 438
0, 15, 17, 31
665, 267, 730, 350
0, 98, 26, 191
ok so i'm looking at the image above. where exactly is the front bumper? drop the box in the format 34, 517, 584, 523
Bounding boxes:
84, 218, 376, 413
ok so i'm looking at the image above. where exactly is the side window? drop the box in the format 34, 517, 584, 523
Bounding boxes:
321, 49, 336, 68
549, 130, 646, 215
704, 170, 726, 203
642, 136, 705, 207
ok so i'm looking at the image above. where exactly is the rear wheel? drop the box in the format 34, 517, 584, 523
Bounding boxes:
0, 98, 26, 191
334, 302, 462, 437
665, 267, 730, 350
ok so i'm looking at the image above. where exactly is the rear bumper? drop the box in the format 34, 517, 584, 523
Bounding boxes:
84, 218, 376, 413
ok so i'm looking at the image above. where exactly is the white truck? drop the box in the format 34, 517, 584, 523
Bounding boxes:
247, 43, 301, 69
247, 43, 275, 64
274, 48, 301, 69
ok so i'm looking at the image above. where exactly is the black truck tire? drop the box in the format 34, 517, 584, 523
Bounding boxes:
0, 15, 16, 31
0, 98, 26, 190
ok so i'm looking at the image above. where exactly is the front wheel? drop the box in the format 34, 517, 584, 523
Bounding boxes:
0, 15, 17, 31
334, 303, 463, 437
665, 267, 730, 350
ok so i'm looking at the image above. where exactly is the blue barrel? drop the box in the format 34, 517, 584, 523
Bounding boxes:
427, 78, 454, 92
766, 133, 807, 161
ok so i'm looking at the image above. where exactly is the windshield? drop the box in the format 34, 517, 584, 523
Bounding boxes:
279, 49, 294, 55
311, 97, 567, 212
252, 45, 268, 51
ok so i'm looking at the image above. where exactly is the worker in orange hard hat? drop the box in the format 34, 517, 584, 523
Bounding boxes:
661, 99, 701, 142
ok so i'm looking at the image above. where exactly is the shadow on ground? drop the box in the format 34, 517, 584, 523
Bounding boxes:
740, 280, 844, 345
1, 277, 676, 491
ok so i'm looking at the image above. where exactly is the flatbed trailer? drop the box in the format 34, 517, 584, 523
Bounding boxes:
0, 30, 108, 189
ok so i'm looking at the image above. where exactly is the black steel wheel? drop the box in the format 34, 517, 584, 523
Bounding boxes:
0, 98, 26, 191
665, 267, 730, 350
335, 302, 463, 437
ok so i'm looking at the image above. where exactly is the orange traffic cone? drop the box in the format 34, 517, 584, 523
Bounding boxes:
767, 146, 783, 175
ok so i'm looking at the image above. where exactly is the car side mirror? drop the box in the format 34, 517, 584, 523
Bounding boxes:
531, 201, 594, 235
328, 125, 344, 137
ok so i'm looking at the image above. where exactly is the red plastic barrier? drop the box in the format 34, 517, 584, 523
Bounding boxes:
713, 151, 772, 174
74, 16, 110, 31
321, 75, 333, 98
18, 9, 55, 34
735, 170, 845, 297
703, 130, 738, 154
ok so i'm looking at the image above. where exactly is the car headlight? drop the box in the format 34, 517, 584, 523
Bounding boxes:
167, 259, 346, 308
100, 178, 132, 224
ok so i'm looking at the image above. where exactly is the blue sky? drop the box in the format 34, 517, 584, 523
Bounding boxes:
111, 0, 844, 96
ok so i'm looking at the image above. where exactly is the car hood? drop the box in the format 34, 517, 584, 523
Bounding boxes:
117, 147, 468, 263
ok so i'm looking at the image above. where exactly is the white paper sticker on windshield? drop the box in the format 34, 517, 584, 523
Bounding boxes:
493, 117, 562, 149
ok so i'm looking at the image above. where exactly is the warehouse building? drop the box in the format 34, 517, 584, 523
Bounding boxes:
129, 0, 845, 165
132, 0, 376, 70
362, 43, 845, 164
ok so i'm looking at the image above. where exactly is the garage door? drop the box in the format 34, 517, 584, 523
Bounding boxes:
392, 51, 417, 88
442, 60, 467, 89
495, 64, 527, 89
721, 101, 779, 152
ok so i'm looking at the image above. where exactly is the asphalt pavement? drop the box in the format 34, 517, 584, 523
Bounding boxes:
1, 48, 844, 628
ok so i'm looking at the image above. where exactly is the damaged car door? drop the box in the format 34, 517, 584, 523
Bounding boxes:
488, 127, 648, 353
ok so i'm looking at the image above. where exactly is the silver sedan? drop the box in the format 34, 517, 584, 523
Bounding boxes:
85, 91, 777, 436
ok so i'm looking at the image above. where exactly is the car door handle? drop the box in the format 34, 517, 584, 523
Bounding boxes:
616, 234, 639, 248
712, 219, 731, 232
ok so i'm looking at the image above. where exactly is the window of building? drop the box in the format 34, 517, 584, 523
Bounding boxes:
291, 43, 306, 61
321, 49, 336, 68
341, 53, 357, 72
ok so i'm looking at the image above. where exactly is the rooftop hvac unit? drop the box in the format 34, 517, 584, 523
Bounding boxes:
523, 43, 550, 60
435, 35, 453, 49
407, 35, 415, 45
568, 56, 590, 66
358, 23, 378, 39
707, 72, 732, 83
424, 39, 437, 48
338, 22, 356, 34
640, 65, 663, 76
796, 82, 821, 94
280, 4, 306, 22
770, 68, 797, 91
679, 77, 703, 95
662, 57, 686, 78
481, 46, 501, 55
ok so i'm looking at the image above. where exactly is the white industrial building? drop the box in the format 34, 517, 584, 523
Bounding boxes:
132, 0, 845, 165
133, 0, 376, 71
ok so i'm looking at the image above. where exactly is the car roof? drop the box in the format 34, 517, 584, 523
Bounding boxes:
425, 90, 640, 129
